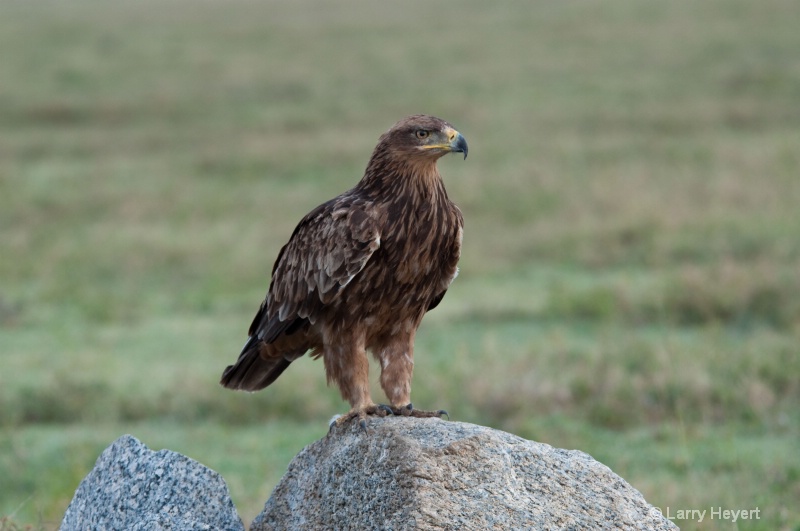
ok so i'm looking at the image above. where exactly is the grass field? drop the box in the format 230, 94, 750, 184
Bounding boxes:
1, 0, 799, 529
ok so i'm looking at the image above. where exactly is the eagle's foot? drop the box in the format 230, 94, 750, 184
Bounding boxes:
328, 403, 448, 433
330, 404, 391, 433
382, 403, 449, 419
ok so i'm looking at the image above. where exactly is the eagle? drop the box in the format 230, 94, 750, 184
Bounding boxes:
220, 115, 467, 428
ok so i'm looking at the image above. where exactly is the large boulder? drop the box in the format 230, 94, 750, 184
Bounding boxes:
251, 417, 676, 530
60, 434, 243, 531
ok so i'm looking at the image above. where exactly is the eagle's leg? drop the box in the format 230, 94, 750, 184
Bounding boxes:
325, 334, 388, 430
376, 335, 448, 420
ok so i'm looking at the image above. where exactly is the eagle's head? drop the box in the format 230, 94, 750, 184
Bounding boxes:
378, 114, 468, 162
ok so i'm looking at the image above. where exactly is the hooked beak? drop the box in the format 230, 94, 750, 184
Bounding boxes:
450, 131, 468, 160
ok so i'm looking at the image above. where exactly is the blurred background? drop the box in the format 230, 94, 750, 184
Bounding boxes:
1, 0, 798, 529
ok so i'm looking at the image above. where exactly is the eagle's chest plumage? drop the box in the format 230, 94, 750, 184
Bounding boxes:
336, 192, 460, 329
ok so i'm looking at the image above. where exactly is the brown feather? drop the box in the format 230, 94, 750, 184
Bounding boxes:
221, 115, 466, 415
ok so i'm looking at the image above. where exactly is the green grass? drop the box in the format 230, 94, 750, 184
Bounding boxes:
1, 0, 799, 529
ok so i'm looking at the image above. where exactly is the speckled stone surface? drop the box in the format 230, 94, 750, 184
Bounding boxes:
251, 417, 677, 531
59, 434, 243, 531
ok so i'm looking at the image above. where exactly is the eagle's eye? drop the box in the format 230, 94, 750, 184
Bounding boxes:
415, 129, 429, 140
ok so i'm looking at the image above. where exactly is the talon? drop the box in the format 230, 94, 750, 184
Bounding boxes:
438, 409, 449, 420
328, 414, 343, 433
359, 418, 368, 432
377, 404, 395, 416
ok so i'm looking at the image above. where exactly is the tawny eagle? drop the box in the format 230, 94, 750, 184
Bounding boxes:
220, 115, 467, 427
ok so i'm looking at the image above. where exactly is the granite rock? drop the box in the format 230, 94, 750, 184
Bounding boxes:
251, 417, 676, 531
60, 434, 243, 531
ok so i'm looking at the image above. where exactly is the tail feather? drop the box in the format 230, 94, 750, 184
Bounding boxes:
220, 337, 293, 391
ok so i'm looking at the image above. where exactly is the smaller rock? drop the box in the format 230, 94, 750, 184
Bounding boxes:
60, 434, 243, 531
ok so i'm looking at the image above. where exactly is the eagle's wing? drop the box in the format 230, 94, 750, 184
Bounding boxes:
220, 197, 381, 391
251, 198, 381, 344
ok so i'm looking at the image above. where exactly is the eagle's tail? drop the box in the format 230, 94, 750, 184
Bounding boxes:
220, 336, 293, 391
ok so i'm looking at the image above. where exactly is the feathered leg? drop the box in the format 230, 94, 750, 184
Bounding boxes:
325, 329, 389, 430
376, 332, 447, 419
